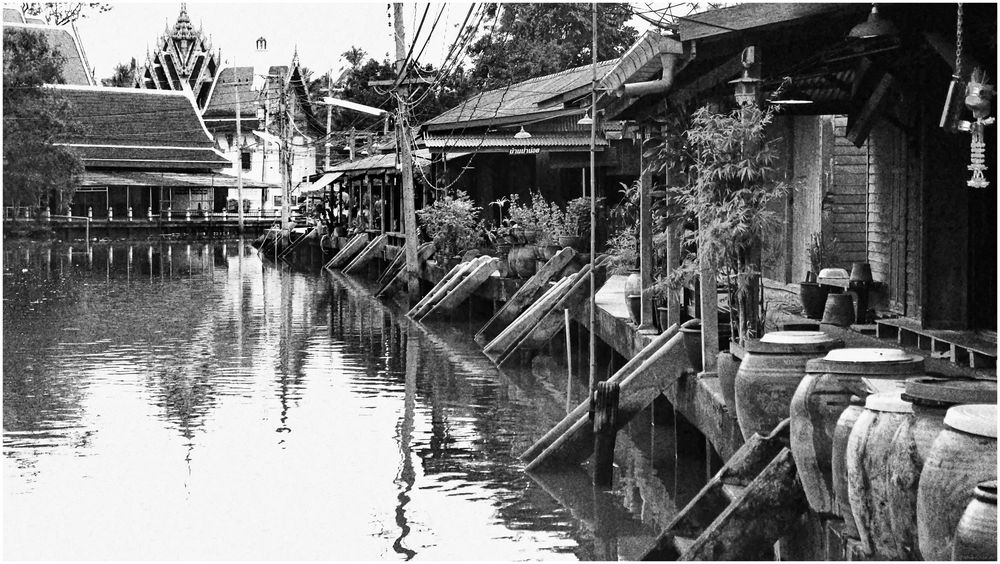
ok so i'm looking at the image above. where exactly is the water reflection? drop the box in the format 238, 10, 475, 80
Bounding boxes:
4, 240, 706, 560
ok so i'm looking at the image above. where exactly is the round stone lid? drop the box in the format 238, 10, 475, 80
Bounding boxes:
944, 404, 998, 438
864, 392, 913, 413
904, 377, 998, 406
825, 348, 910, 362
806, 348, 924, 376
818, 268, 849, 279
747, 331, 843, 354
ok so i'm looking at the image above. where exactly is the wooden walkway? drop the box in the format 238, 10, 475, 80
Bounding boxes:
876, 317, 997, 369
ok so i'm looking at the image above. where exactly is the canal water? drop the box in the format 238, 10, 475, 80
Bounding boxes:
3, 240, 706, 560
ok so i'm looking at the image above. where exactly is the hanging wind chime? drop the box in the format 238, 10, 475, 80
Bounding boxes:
943, 4, 995, 188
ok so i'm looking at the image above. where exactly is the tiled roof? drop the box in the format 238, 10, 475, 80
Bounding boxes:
51, 85, 229, 170
80, 170, 277, 189
3, 8, 25, 22
203, 66, 258, 119
424, 60, 618, 129
3, 22, 93, 85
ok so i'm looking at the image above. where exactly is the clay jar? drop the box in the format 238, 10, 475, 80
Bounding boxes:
953, 480, 998, 561
917, 404, 998, 561
790, 348, 924, 515
734, 331, 843, 440
623, 269, 642, 311
886, 377, 997, 560
846, 392, 915, 559
831, 403, 865, 539
507, 245, 536, 278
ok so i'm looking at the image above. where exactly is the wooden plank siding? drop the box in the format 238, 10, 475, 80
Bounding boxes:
828, 116, 868, 265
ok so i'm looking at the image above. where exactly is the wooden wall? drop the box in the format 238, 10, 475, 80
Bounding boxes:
828, 116, 868, 266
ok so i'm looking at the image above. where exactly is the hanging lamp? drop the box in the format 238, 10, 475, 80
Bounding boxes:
513, 126, 532, 139
848, 4, 898, 40
577, 111, 594, 126
767, 78, 814, 105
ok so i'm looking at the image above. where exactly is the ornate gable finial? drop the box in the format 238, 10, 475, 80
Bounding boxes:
173, 3, 195, 41
292, 45, 299, 67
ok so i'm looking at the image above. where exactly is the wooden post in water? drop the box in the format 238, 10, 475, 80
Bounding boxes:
592, 380, 620, 488
565, 308, 573, 414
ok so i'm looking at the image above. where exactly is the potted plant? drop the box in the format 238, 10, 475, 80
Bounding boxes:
416, 189, 484, 268
555, 196, 591, 251
648, 103, 788, 355
800, 232, 838, 319
648, 275, 673, 332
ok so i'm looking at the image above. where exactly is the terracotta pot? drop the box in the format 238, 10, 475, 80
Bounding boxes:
734, 331, 843, 439
558, 235, 583, 250
799, 281, 830, 319
717, 351, 742, 416
623, 269, 642, 311
790, 348, 925, 516
679, 318, 732, 373
917, 404, 997, 561
832, 403, 865, 539
507, 245, 537, 278
953, 480, 998, 561
626, 294, 642, 325
656, 307, 670, 334
887, 377, 997, 559
821, 293, 855, 326
846, 392, 915, 559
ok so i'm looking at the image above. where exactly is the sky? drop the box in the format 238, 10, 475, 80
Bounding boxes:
72, 1, 479, 81
67, 1, 661, 82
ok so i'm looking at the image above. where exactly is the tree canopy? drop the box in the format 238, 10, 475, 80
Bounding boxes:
19, 2, 111, 25
466, 3, 639, 89
3, 28, 84, 212
101, 58, 136, 87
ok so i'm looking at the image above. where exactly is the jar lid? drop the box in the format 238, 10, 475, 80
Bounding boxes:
944, 404, 998, 438
864, 391, 913, 413
905, 377, 998, 406
818, 268, 849, 279
825, 348, 911, 362
974, 481, 998, 505
806, 349, 925, 376
748, 331, 842, 354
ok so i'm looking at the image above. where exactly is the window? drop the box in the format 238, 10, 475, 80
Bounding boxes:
273, 195, 282, 207
241, 150, 251, 170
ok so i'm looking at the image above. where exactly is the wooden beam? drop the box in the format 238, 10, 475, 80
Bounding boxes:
669, 52, 745, 108
846, 73, 895, 147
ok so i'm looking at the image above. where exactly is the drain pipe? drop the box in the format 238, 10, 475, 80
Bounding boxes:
614, 39, 685, 98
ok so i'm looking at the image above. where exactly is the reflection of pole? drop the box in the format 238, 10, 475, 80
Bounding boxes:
393, 325, 419, 559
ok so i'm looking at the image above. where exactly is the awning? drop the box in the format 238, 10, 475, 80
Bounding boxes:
301, 171, 343, 194
79, 170, 278, 189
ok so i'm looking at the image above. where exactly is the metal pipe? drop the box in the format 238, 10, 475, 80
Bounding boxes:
615, 51, 682, 98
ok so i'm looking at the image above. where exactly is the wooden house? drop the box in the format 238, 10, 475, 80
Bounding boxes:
420, 60, 642, 223
602, 3, 995, 339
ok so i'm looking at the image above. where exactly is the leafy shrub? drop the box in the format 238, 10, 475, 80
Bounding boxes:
416, 190, 484, 257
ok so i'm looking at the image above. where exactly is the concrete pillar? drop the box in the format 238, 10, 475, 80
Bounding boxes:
638, 126, 657, 334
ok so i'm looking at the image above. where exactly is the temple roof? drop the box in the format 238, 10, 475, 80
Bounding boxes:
203, 66, 258, 119
51, 85, 229, 170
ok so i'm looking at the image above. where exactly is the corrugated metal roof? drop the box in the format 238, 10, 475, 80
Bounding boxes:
329, 150, 432, 174
424, 60, 618, 128
423, 134, 607, 151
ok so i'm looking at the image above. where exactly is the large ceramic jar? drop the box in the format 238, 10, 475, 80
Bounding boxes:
916, 404, 997, 561
953, 480, 998, 561
734, 331, 843, 439
845, 392, 915, 559
790, 348, 924, 515
831, 403, 865, 539
623, 269, 642, 311
886, 377, 997, 559
507, 245, 536, 278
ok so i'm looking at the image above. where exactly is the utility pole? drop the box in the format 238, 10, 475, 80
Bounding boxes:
279, 82, 291, 232
588, 1, 598, 393
393, 2, 420, 301
349, 127, 356, 161
325, 69, 333, 171
235, 59, 244, 232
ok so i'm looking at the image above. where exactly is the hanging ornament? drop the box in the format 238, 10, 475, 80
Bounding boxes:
963, 69, 995, 189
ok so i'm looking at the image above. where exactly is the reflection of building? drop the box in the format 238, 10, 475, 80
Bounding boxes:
134, 5, 319, 213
